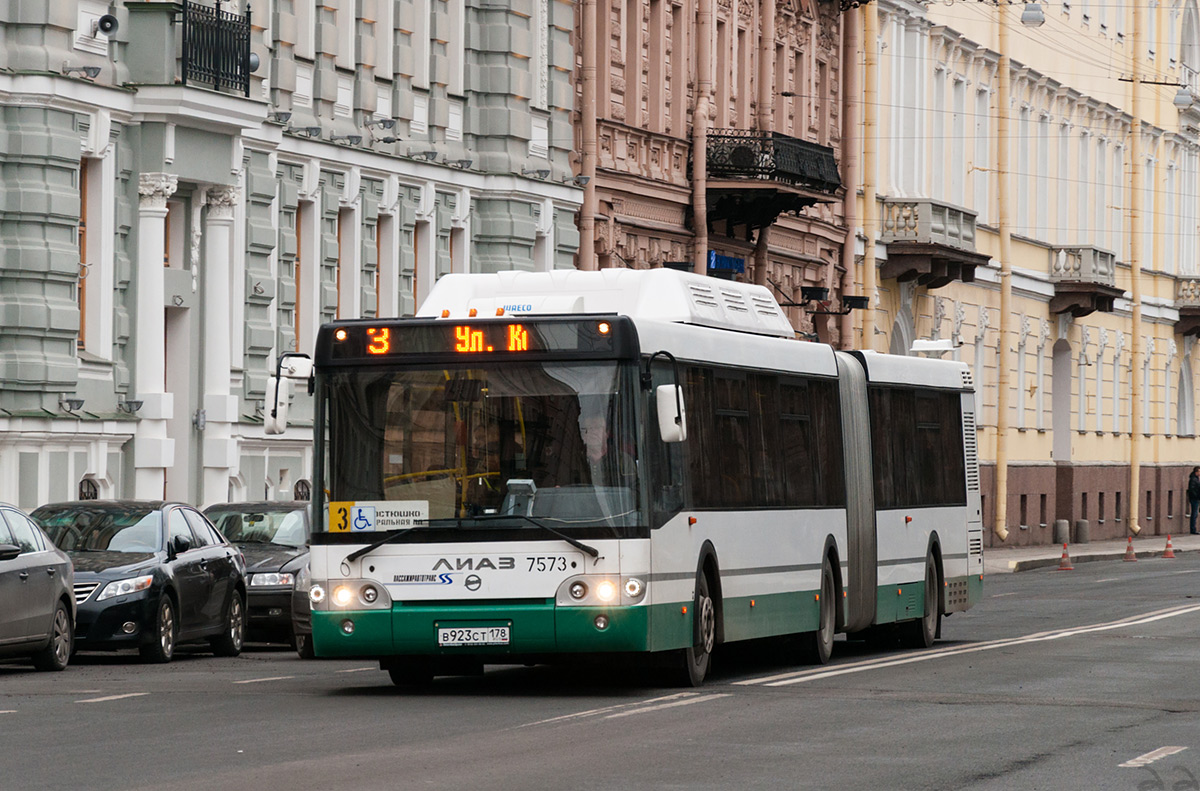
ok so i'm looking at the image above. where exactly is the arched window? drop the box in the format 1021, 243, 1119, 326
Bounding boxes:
1183, 0, 1200, 87
1178, 357, 1195, 436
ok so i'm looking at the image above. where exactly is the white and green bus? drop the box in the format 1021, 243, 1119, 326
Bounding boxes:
278, 269, 982, 686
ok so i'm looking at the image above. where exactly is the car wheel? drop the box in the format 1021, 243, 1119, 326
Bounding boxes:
676, 571, 716, 687
140, 595, 176, 664
32, 601, 73, 671
211, 591, 245, 657
295, 632, 315, 660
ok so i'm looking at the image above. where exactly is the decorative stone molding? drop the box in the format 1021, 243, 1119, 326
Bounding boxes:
138, 172, 179, 210
207, 184, 240, 220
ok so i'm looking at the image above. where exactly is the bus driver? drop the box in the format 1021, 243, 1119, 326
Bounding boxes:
579, 413, 635, 486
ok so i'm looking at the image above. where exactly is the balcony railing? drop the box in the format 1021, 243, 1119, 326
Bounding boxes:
1049, 246, 1116, 286
1177, 276, 1200, 307
706, 130, 841, 193
181, 0, 252, 97
879, 198, 979, 253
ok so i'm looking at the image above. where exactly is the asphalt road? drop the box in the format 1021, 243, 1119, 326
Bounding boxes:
4, 555, 1200, 791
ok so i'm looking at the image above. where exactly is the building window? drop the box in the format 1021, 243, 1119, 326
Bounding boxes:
77, 158, 89, 349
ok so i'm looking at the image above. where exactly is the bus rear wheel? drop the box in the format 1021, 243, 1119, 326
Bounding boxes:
801, 558, 835, 665
901, 554, 940, 649
678, 572, 716, 687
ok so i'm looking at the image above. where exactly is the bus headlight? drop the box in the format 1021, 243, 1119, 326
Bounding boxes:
569, 581, 588, 600
332, 585, 354, 607
596, 580, 618, 603
624, 578, 645, 600
309, 584, 326, 605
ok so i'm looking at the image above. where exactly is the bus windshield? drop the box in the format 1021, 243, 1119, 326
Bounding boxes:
321, 361, 641, 534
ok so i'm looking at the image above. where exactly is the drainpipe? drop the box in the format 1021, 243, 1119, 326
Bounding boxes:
1128, 0, 1144, 535
694, 0, 714, 275
839, 9, 860, 349
861, 1, 879, 351
579, 0, 598, 271
753, 0, 776, 288
992, 7, 1014, 543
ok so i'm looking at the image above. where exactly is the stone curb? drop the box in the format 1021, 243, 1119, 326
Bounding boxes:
999, 545, 1195, 573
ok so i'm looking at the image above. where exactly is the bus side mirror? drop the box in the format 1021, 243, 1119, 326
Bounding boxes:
656, 384, 687, 443
264, 375, 291, 435
264, 353, 313, 435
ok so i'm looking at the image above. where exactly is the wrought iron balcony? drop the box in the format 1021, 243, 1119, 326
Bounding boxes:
1175, 276, 1200, 336
706, 130, 841, 192
181, 0, 252, 97
877, 197, 987, 289
702, 130, 840, 231
1048, 246, 1122, 317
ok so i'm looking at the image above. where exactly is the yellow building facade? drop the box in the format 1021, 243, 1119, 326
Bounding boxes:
856, 0, 1200, 545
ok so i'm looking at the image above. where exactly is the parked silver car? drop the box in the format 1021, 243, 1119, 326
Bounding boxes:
0, 503, 74, 670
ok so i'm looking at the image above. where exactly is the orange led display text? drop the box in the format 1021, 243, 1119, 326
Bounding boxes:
366, 327, 390, 354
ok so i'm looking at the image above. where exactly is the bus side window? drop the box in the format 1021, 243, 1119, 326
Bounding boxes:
649, 362, 685, 526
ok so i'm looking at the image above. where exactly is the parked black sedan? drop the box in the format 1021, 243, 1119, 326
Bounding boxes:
0, 503, 74, 670
32, 501, 246, 663
203, 502, 309, 649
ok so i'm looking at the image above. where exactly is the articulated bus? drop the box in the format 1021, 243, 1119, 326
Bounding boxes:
277, 269, 983, 686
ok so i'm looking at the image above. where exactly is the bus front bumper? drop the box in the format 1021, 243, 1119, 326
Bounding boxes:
311, 601, 661, 658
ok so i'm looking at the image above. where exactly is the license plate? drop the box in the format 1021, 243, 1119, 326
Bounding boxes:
437, 626, 510, 647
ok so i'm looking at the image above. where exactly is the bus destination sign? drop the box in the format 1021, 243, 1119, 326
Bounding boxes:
324, 318, 626, 361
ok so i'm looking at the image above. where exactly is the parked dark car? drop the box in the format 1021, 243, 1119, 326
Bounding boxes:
0, 503, 74, 671
31, 500, 246, 663
203, 501, 309, 650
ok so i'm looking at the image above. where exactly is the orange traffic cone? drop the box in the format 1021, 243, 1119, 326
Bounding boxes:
1123, 535, 1138, 562
1057, 542, 1074, 571
1164, 535, 1177, 559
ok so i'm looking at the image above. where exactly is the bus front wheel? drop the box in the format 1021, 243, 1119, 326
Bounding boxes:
678, 572, 716, 687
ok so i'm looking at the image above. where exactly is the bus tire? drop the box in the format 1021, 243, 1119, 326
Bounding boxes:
678, 572, 716, 687
901, 553, 940, 649
801, 557, 836, 665
385, 658, 434, 689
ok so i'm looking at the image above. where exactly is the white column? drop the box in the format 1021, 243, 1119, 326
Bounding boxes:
133, 173, 178, 499
201, 185, 239, 506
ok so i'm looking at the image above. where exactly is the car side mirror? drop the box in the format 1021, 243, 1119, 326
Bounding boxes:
172, 534, 192, 554
0, 543, 20, 561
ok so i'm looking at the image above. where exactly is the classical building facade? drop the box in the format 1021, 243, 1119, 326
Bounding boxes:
853, 0, 1200, 545
0, 0, 580, 509
575, 0, 851, 336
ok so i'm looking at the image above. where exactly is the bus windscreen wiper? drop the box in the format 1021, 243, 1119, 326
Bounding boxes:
469, 513, 600, 559
343, 523, 441, 563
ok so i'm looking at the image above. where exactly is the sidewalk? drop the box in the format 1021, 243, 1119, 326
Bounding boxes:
983, 531, 1200, 574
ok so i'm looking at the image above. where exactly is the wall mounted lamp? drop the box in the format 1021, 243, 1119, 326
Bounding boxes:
563, 174, 590, 186
60, 395, 85, 413
448, 158, 473, 169
62, 64, 101, 79
117, 398, 144, 415
413, 150, 439, 162
522, 167, 551, 179
270, 111, 292, 124
287, 126, 321, 138
330, 134, 363, 145
365, 118, 396, 129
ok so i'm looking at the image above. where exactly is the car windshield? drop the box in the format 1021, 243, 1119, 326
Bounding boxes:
322, 361, 641, 533
207, 509, 307, 547
34, 507, 162, 554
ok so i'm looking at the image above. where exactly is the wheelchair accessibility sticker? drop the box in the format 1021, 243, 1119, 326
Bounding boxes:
329, 501, 430, 532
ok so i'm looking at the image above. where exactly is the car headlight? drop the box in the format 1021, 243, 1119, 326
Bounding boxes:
250, 572, 295, 587
97, 574, 154, 601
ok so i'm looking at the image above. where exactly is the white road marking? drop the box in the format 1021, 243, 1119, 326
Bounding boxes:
736, 604, 1200, 687
605, 693, 731, 719
521, 693, 702, 727
0, 710, 16, 714
1094, 578, 1121, 583
75, 693, 149, 704
990, 592, 1019, 597
335, 667, 375, 674
233, 676, 295, 685
1119, 746, 1188, 768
